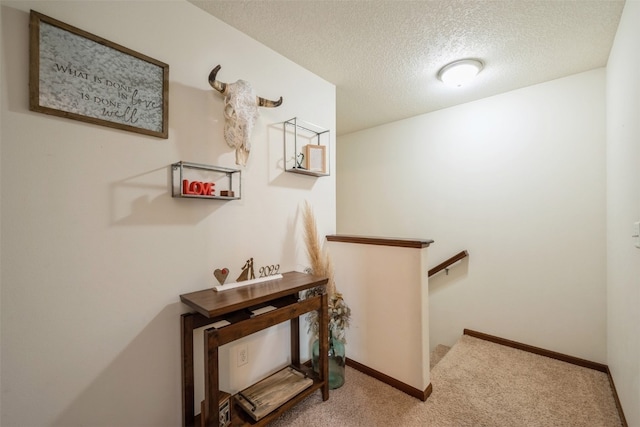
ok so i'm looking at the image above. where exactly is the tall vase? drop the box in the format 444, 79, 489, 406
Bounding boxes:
312, 330, 345, 389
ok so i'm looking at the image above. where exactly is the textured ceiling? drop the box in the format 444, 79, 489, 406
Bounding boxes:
189, 0, 625, 136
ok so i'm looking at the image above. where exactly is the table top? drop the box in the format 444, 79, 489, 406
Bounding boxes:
180, 271, 328, 318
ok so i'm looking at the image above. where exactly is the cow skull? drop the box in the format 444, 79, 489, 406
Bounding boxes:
209, 65, 283, 166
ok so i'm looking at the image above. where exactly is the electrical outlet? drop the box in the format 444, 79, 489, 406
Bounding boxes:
237, 344, 248, 367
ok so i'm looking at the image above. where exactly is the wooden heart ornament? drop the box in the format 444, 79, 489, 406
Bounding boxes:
214, 268, 229, 285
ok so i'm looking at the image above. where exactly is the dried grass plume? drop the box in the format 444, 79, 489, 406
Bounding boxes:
302, 201, 351, 341
302, 201, 335, 296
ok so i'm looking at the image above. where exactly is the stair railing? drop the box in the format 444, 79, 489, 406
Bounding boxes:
428, 250, 469, 277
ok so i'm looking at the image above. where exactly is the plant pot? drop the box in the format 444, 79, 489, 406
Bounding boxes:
311, 335, 345, 389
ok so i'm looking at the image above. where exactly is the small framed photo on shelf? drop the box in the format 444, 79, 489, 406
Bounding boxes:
304, 144, 326, 174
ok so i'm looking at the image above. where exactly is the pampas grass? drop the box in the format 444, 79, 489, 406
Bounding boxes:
302, 201, 350, 341
302, 201, 335, 296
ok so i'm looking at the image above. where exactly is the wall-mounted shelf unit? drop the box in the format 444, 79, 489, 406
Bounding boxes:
283, 117, 330, 177
171, 161, 241, 200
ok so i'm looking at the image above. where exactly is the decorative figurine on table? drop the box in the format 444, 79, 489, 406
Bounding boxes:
213, 267, 230, 286
236, 258, 255, 282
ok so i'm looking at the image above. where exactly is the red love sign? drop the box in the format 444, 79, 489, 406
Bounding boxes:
182, 179, 215, 196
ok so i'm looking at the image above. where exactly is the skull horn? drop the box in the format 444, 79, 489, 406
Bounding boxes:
208, 65, 283, 107
208, 65, 227, 94
257, 95, 283, 108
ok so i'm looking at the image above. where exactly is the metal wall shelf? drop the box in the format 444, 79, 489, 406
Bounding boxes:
283, 117, 330, 177
171, 161, 241, 200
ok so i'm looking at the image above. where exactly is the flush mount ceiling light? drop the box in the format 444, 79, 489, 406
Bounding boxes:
437, 59, 484, 87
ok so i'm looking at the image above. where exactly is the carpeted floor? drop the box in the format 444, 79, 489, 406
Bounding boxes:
430, 343, 451, 370
269, 335, 622, 426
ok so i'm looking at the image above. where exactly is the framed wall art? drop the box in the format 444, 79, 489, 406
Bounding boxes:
29, 10, 169, 138
305, 144, 327, 174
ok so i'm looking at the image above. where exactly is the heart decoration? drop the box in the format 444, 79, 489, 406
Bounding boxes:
214, 268, 229, 285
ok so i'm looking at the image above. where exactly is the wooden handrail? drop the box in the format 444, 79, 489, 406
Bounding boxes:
326, 235, 434, 248
428, 250, 469, 277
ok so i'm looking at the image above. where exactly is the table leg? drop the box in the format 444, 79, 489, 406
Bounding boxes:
319, 293, 329, 401
181, 313, 195, 427
204, 328, 220, 427
290, 316, 300, 366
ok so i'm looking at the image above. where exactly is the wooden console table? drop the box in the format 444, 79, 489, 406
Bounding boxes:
180, 271, 329, 427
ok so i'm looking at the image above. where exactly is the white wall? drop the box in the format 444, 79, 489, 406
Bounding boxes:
606, 1, 640, 425
327, 241, 430, 392
337, 69, 606, 363
0, 1, 336, 426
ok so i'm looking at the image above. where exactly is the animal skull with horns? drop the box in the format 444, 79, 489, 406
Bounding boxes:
209, 65, 283, 166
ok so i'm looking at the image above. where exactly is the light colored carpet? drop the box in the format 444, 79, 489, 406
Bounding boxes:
430, 344, 451, 370
269, 335, 622, 426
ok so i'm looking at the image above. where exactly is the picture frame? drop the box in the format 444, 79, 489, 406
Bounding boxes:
304, 144, 327, 173
29, 10, 169, 138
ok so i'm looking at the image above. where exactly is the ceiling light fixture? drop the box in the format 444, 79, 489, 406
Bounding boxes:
437, 59, 484, 87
